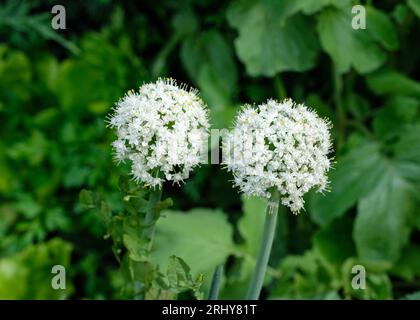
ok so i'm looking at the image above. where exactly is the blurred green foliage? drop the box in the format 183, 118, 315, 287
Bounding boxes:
0, 0, 420, 299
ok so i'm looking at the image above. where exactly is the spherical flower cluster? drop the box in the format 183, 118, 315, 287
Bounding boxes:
107, 78, 210, 187
223, 99, 332, 213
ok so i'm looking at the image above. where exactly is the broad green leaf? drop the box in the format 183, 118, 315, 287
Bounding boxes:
298, 0, 351, 14
180, 30, 237, 108
354, 168, 415, 265
314, 125, 420, 266
391, 245, 420, 280
373, 96, 419, 140
393, 125, 420, 193
366, 70, 420, 97
172, 9, 198, 37
313, 216, 356, 265
366, 7, 399, 51
229, 0, 305, 24
407, 0, 420, 17
317, 8, 386, 74
227, 0, 319, 76
151, 209, 235, 279
309, 142, 385, 225
180, 30, 237, 127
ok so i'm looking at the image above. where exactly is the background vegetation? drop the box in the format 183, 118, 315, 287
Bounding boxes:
0, 0, 420, 299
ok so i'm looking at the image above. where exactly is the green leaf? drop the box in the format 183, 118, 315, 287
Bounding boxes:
366, 70, 420, 97
313, 216, 356, 265
309, 142, 385, 225
366, 7, 399, 51
15, 195, 42, 219
227, 0, 319, 76
34, 55, 60, 92
342, 258, 392, 299
118, 175, 131, 194
165, 256, 204, 299
79, 189, 99, 209
180, 30, 237, 128
407, 0, 420, 17
298, 0, 351, 14
123, 214, 149, 262
354, 167, 415, 266
393, 125, 420, 194
373, 96, 419, 140
391, 245, 420, 280
400, 291, 420, 300
312, 126, 420, 266
151, 209, 235, 280
270, 250, 335, 299
0, 46, 31, 107
317, 7, 386, 74
63, 165, 90, 188
0, 238, 73, 299
181, 30, 237, 108
167, 255, 193, 287
172, 9, 198, 37
129, 259, 155, 284
343, 92, 370, 121
306, 93, 335, 122
54, 33, 142, 113
155, 198, 173, 211
392, 4, 410, 24
238, 196, 267, 256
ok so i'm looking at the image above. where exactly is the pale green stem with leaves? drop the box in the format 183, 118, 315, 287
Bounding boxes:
208, 265, 223, 300
134, 186, 162, 299
142, 187, 163, 251
245, 189, 280, 300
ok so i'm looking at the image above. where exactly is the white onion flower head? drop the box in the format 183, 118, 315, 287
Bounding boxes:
108, 78, 209, 187
223, 98, 332, 213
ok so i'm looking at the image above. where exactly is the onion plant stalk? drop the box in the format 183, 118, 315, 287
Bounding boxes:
245, 189, 279, 300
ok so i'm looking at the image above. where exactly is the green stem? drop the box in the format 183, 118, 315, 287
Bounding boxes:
347, 120, 374, 140
333, 64, 345, 151
134, 187, 163, 299
152, 33, 181, 77
245, 189, 280, 300
142, 187, 163, 252
274, 74, 287, 99
208, 265, 223, 300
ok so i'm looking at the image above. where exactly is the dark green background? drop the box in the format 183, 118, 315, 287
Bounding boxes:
0, 0, 420, 299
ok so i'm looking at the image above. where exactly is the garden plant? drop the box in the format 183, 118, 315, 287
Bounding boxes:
0, 0, 419, 301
